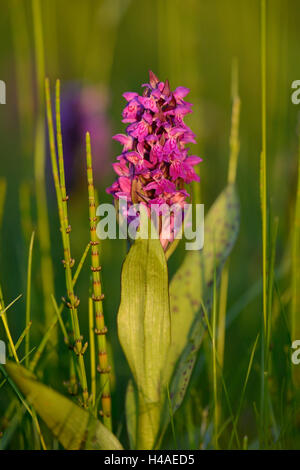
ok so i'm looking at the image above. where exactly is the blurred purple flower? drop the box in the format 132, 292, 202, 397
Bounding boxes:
48, 83, 111, 189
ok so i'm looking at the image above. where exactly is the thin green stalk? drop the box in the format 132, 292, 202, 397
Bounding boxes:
15, 322, 32, 351
292, 134, 300, 388
228, 333, 260, 448
86, 132, 112, 430
19, 182, 33, 244
260, 0, 269, 444
212, 263, 218, 449
201, 301, 240, 448
72, 243, 91, 287
25, 232, 35, 367
260, 0, 268, 333
50, 295, 68, 342
29, 315, 58, 373
217, 59, 241, 370
0, 293, 22, 363
266, 218, 278, 368
32, 0, 56, 334
0, 365, 46, 450
10, 0, 33, 160
0, 179, 6, 230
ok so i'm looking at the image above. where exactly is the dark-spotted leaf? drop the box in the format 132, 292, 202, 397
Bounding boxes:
164, 184, 240, 412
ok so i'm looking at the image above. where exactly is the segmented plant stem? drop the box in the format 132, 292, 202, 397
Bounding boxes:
86, 132, 112, 430
89, 297, 96, 408
56, 80, 88, 405
45, 78, 88, 405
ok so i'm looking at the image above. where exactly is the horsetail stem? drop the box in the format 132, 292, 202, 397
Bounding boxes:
86, 132, 112, 430
55, 80, 88, 404
89, 297, 96, 409
45, 78, 88, 406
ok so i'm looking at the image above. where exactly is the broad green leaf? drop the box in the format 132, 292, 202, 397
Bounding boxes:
125, 379, 137, 449
5, 362, 123, 450
118, 237, 170, 449
164, 185, 240, 411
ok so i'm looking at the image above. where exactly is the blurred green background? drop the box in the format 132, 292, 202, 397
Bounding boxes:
0, 0, 299, 449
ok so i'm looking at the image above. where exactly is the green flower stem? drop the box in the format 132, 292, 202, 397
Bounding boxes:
86, 132, 112, 430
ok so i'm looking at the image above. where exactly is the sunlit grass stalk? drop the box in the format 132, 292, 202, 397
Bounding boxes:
15, 322, 32, 351
86, 132, 112, 430
29, 315, 58, 373
25, 232, 35, 367
201, 300, 240, 448
228, 333, 260, 448
32, 0, 56, 334
266, 217, 278, 368
0, 291, 22, 363
260, 0, 269, 444
0, 179, 6, 230
291, 134, 300, 388
0, 365, 46, 450
72, 243, 91, 287
212, 263, 219, 449
19, 183, 33, 244
217, 60, 241, 370
10, 0, 33, 160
